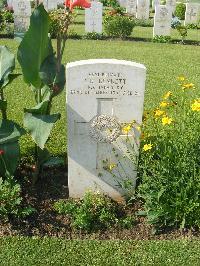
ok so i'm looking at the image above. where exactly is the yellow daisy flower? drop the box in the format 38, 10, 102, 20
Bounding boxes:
177, 76, 186, 82
191, 99, 200, 112
143, 144, 153, 152
163, 91, 172, 100
122, 124, 132, 134
154, 109, 166, 117
160, 101, 169, 108
162, 116, 173, 125
182, 83, 195, 90
109, 163, 116, 171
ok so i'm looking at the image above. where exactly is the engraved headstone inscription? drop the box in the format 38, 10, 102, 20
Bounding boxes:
67, 59, 146, 201
136, 0, 150, 20
153, 4, 172, 37
12, 0, 31, 37
126, 0, 137, 16
185, 3, 200, 25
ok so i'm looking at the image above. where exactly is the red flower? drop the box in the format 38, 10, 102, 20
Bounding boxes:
70, 0, 91, 10
0, 150, 4, 155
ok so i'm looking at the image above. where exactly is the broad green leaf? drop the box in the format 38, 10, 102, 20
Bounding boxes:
38, 147, 51, 167
0, 119, 26, 144
0, 141, 20, 177
43, 156, 65, 167
24, 112, 61, 149
0, 46, 15, 88
39, 53, 66, 94
17, 4, 51, 88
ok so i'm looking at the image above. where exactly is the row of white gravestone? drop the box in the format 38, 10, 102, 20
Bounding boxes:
66, 59, 146, 201
125, 0, 150, 19
10, 0, 65, 36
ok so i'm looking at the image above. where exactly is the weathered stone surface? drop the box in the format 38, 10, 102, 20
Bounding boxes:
66, 59, 146, 201
85, 1, 103, 33
153, 4, 172, 37
185, 3, 200, 25
136, 0, 150, 20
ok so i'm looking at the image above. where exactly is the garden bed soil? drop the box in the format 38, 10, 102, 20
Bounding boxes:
1, 167, 200, 240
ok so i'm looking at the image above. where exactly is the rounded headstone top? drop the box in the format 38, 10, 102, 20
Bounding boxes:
66, 59, 146, 71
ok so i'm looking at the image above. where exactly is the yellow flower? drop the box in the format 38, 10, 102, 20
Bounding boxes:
160, 101, 169, 108
182, 83, 195, 90
143, 144, 153, 151
191, 99, 200, 111
122, 124, 132, 134
109, 163, 116, 171
162, 116, 173, 125
154, 109, 166, 117
177, 76, 186, 82
163, 91, 172, 100
136, 126, 141, 132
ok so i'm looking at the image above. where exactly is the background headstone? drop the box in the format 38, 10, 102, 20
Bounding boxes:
185, 3, 200, 25
85, 1, 103, 33
166, 0, 176, 13
12, 0, 31, 38
67, 59, 146, 201
152, 0, 160, 9
153, 4, 172, 37
126, 0, 137, 16
118, 0, 127, 8
136, 0, 150, 20
42, 0, 58, 11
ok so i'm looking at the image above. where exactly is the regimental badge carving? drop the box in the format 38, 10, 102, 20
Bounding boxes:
89, 115, 121, 143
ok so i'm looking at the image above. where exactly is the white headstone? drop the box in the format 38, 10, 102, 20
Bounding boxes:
166, 0, 176, 13
136, 0, 150, 20
118, 0, 127, 8
85, 1, 103, 33
153, 4, 172, 37
7, 0, 13, 8
42, 0, 58, 11
67, 59, 146, 201
126, 0, 137, 16
185, 3, 200, 25
152, 0, 160, 9
12, 0, 31, 36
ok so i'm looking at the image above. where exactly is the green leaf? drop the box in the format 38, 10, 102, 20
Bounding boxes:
0, 141, 20, 177
0, 46, 15, 88
17, 4, 51, 88
24, 112, 61, 149
24, 101, 49, 115
39, 53, 66, 95
38, 147, 51, 167
0, 119, 26, 144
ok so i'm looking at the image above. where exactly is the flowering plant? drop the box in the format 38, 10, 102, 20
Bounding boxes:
138, 76, 200, 229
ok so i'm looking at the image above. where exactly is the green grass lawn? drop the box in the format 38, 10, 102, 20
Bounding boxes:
0, 37, 199, 157
0, 238, 200, 265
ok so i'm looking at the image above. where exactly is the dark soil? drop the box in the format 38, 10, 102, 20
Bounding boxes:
1, 167, 200, 240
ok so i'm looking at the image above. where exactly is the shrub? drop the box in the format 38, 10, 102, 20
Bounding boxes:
83, 32, 105, 40
54, 191, 135, 231
138, 77, 200, 230
104, 14, 135, 38
153, 35, 171, 43
0, 177, 35, 220
100, 0, 120, 8
175, 3, 186, 20
1, 9, 13, 23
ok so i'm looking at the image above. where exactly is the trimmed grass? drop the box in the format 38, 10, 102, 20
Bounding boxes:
0, 38, 199, 157
0, 238, 200, 265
